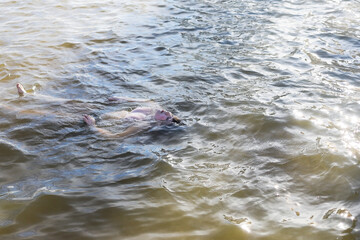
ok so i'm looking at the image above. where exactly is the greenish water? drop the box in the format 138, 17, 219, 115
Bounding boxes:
0, 0, 359, 239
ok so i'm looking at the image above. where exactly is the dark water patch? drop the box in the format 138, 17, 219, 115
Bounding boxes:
0, 194, 74, 236
152, 30, 179, 38
174, 99, 201, 112
171, 75, 227, 84
16, 195, 73, 225
232, 187, 262, 199
56, 42, 81, 49
154, 46, 166, 51
0, 140, 30, 164
89, 37, 119, 45
236, 113, 295, 141
7, 123, 46, 143
148, 75, 171, 85
144, 124, 187, 144
123, 68, 150, 76
85, 203, 203, 238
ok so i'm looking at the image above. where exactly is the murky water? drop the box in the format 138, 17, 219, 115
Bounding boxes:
0, 0, 359, 239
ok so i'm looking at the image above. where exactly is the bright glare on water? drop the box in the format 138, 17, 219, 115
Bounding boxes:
0, 0, 360, 239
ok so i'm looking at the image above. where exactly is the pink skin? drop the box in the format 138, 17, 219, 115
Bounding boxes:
108, 97, 120, 101
83, 97, 181, 138
83, 115, 96, 126
83, 108, 179, 126
154, 109, 173, 121
125, 112, 147, 120
129, 108, 180, 123
16, 83, 27, 96
117, 108, 174, 122
131, 107, 153, 115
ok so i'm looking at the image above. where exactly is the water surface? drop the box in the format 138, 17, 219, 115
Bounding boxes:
0, 0, 360, 239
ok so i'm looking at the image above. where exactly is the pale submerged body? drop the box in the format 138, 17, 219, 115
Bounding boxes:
13, 83, 181, 139
102, 107, 154, 121
83, 96, 181, 138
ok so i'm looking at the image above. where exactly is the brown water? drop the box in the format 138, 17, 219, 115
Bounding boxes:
0, 0, 360, 239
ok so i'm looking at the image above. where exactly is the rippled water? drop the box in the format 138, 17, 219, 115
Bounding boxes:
0, 0, 360, 239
